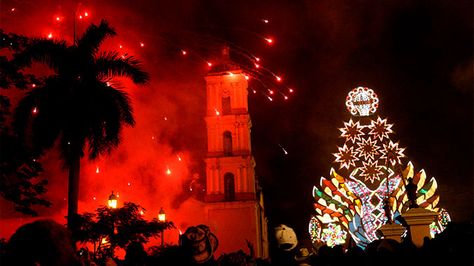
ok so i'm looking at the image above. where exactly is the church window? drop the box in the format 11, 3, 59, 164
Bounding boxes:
223, 131, 233, 155
224, 173, 235, 201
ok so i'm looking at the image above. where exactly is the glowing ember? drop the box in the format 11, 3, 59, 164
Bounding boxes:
265, 37, 273, 44
47, 33, 53, 39
181, 50, 187, 55
32, 107, 38, 114
166, 167, 172, 175
140, 42, 145, 47
95, 166, 100, 174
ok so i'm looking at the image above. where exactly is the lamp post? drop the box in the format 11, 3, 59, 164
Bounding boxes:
158, 207, 166, 247
108, 191, 118, 209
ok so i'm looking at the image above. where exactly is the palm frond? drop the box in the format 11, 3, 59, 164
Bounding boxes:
13, 39, 67, 71
95, 51, 149, 84
77, 19, 116, 56
85, 83, 134, 159
13, 82, 64, 155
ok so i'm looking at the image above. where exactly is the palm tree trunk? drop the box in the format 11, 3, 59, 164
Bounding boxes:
67, 146, 80, 229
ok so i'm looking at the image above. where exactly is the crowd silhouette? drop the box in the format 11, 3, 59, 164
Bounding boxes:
0, 219, 471, 266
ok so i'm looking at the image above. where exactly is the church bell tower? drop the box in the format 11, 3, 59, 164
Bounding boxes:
203, 47, 268, 258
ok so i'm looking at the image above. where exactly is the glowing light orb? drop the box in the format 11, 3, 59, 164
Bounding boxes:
346, 87, 379, 117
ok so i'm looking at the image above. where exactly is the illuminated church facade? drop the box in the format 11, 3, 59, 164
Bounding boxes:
200, 47, 269, 258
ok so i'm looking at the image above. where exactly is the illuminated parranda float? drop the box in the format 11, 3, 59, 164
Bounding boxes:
309, 87, 450, 249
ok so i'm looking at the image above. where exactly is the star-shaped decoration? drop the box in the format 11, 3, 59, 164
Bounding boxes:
368, 117, 393, 141
356, 137, 380, 161
359, 160, 385, 183
380, 141, 406, 166
339, 119, 365, 143
333, 144, 359, 169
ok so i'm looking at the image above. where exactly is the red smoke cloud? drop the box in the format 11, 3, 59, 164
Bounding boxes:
0, 0, 210, 244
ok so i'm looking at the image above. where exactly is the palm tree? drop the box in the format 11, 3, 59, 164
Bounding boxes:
13, 20, 149, 228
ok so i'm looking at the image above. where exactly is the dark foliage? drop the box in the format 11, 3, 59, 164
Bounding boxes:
0, 31, 50, 215
74, 202, 173, 261
0, 30, 41, 89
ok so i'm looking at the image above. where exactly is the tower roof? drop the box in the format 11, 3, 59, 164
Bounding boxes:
208, 46, 241, 74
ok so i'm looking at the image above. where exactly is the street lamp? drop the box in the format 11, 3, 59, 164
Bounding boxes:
158, 207, 166, 247
108, 191, 118, 209
158, 207, 166, 222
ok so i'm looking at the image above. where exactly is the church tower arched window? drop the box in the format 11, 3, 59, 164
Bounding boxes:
222, 96, 231, 115
224, 173, 235, 201
223, 131, 233, 156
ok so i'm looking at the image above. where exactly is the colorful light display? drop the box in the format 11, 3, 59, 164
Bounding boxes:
310, 87, 449, 248
320, 223, 347, 247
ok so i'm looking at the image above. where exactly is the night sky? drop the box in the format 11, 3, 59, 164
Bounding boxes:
0, 0, 472, 243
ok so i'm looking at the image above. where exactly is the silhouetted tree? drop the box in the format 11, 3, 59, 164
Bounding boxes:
74, 202, 173, 261
0, 30, 50, 215
12, 20, 149, 227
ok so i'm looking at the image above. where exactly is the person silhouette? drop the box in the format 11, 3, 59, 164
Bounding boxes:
405, 178, 418, 208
